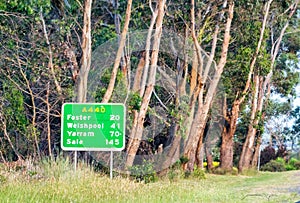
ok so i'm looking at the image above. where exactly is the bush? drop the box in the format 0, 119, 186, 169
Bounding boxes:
167, 161, 184, 181
275, 157, 285, 164
260, 145, 276, 166
192, 167, 206, 179
212, 167, 238, 175
294, 161, 300, 170
203, 161, 220, 168
129, 160, 157, 183
0, 174, 7, 183
261, 160, 286, 172
285, 164, 296, 171
288, 158, 300, 170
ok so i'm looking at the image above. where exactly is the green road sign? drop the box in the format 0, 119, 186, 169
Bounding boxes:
61, 103, 125, 151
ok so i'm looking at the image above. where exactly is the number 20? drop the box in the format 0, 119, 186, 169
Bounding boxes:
110, 115, 120, 121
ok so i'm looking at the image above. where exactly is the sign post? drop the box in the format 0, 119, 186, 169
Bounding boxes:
61, 103, 125, 176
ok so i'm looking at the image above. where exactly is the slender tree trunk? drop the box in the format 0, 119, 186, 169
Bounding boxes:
126, 0, 166, 167
139, 7, 158, 97
19, 63, 40, 159
204, 142, 213, 171
132, 52, 145, 92
239, 75, 260, 171
238, 0, 299, 172
46, 82, 52, 158
0, 113, 22, 161
219, 0, 272, 170
77, 0, 92, 103
251, 135, 262, 167
40, 11, 62, 96
102, 0, 132, 103
184, 1, 234, 172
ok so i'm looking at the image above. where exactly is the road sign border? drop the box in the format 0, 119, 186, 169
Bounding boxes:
61, 103, 126, 151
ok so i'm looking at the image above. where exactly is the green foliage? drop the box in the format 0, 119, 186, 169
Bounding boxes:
272, 53, 300, 97
2, 81, 28, 131
129, 160, 157, 183
287, 158, 300, 170
128, 92, 142, 111
262, 157, 300, 171
256, 49, 271, 76
0, 0, 51, 15
275, 157, 286, 165
261, 160, 286, 172
192, 167, 206, 180
284, 164, 296, 171
92, 25, 117, 49
167, 160, 184, 181
0, 174, 7, 184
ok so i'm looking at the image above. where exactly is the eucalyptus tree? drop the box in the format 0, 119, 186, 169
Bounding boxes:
239, 0, 299, 172
0, 0, 84, 160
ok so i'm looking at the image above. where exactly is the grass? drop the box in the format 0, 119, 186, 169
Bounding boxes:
0, 159, 299, 203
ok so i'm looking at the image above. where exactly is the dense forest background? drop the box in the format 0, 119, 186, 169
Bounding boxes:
0, 0, 300, 175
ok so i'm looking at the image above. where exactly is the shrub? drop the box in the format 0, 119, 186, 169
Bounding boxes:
285, 164, 296, 171
211, 167, 238, 175
203, 161, 220, 168
288, 158, 300, 170
192, 167, 206, 179
129, 160, 157, 183
167, 161, 184, 181
0, 174, 7, 183
275, 157, 286, 164
260, 145, 276, 166
261, 160, 286, 172
294, 161, 300, 170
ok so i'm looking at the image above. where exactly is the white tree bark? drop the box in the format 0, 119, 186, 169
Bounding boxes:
77, 0, 92, 103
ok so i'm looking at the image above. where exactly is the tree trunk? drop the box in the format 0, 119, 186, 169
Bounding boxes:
102, 0, 132, 103
238, 0, 299, 170
196, 132, 205, 169
132, 51, 145, 92
220, 130, 234, 170
220, 0, 272, 170
204, 142, 213, 172
239, 75, 260, 171
77, 0, 92, 103
125, 0, 166, 167
184, 1, 234, 172
251, 135, 262, 168
220, 99, 239, 170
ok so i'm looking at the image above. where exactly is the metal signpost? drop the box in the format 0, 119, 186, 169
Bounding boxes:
61, 103, 125, 179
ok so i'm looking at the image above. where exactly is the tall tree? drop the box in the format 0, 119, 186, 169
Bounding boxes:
126, 0, 167, 167
239, 0, 299, 172
77, 0, 93, 103
183, 0, 234, 171
220, 0, 273, 171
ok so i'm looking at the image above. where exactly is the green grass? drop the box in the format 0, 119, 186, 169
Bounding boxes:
0, 160, 299, 203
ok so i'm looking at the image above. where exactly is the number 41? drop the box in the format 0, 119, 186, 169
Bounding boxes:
110, 123, 120, 128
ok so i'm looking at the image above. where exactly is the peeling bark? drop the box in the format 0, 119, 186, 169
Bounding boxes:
102, 0, 132, 103
126, 0, 166, 167
220, 0, 273, 170
77, 0, 92, 103
184, 1, 234, 172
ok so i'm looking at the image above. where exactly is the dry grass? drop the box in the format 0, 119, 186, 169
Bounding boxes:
0, 159, 299, 203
